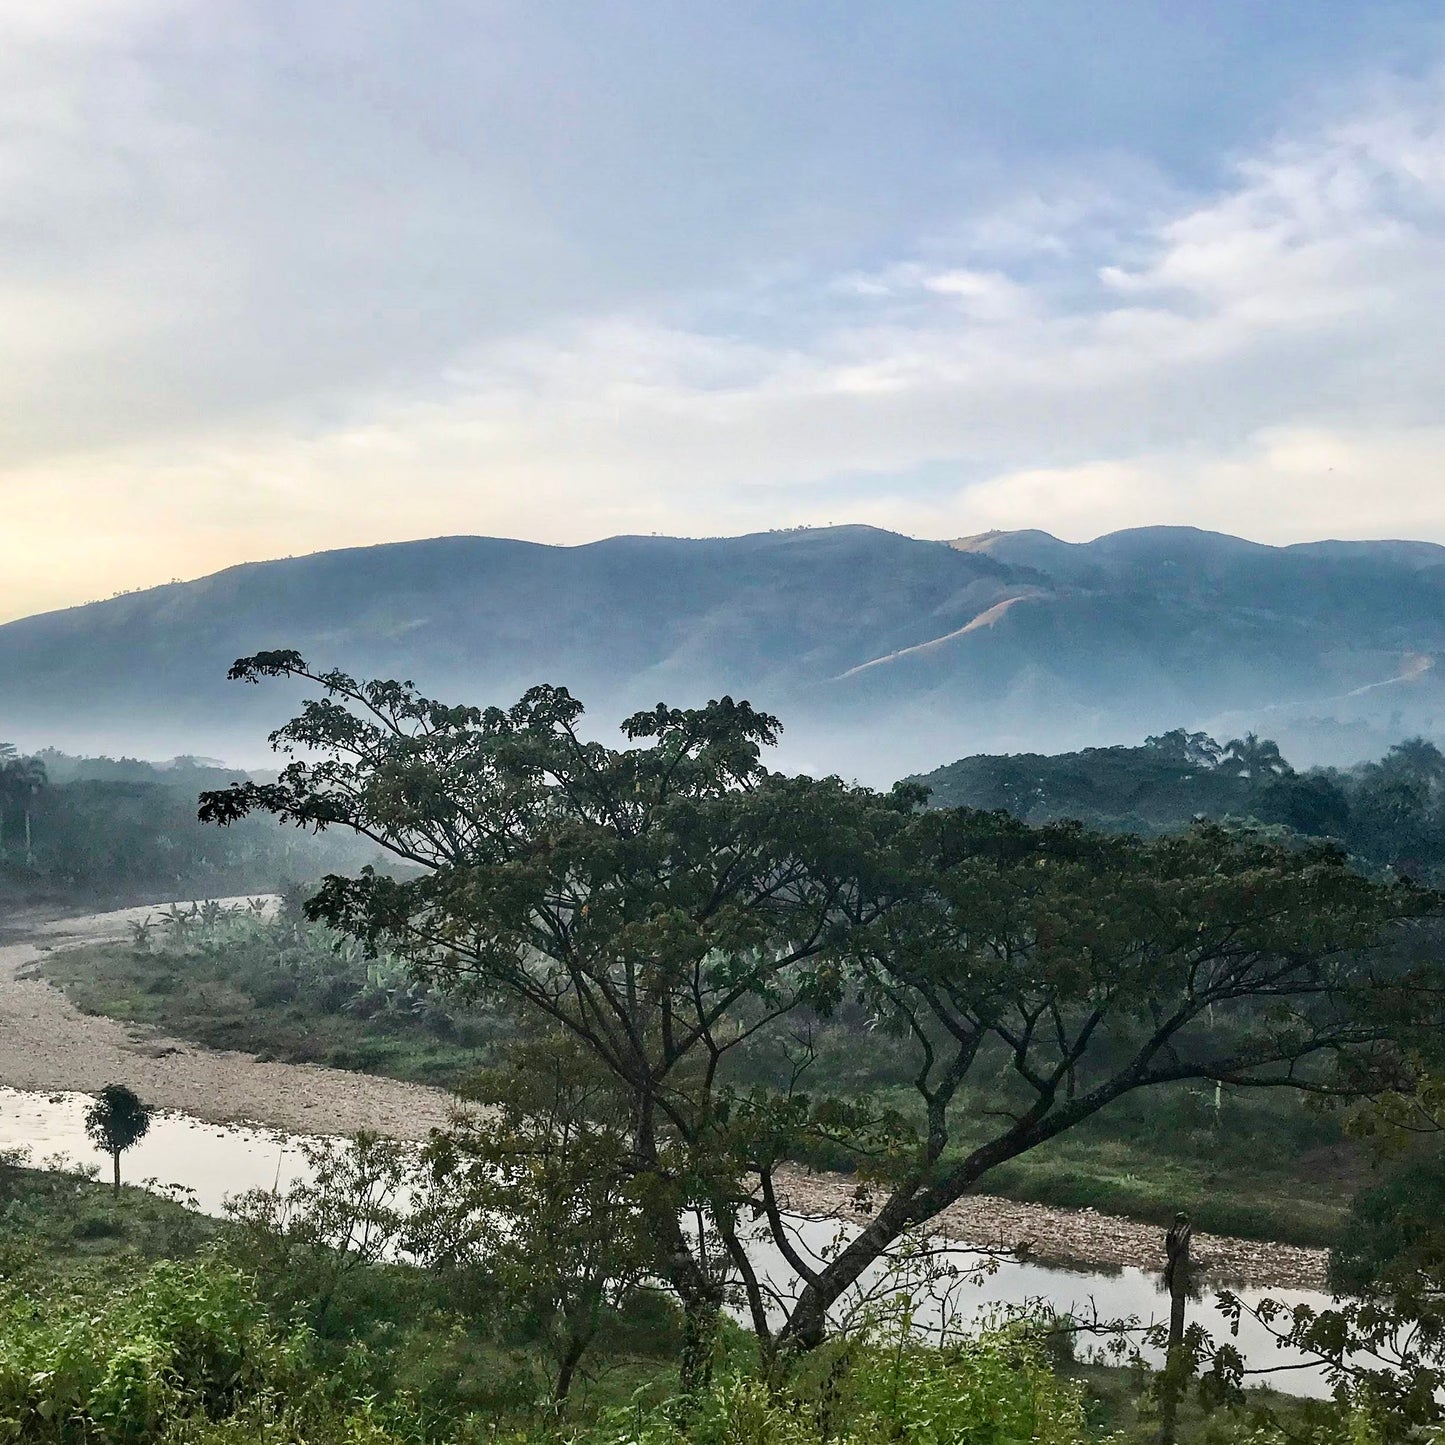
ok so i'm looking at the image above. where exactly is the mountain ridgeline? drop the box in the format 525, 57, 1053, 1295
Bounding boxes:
2, 523, 1443, 780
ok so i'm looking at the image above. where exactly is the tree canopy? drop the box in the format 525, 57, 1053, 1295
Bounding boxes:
200, 653, 1442, 1368
85, 1083, 153, 1195
913, 730, 1445, 883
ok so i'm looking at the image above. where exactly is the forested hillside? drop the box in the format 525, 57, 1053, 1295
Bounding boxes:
911, 730, 1445, 882
0, 744, 367, 905
3, 524, 1444, 780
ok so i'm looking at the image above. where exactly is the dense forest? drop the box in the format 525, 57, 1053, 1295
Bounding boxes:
0, 744, 370, 904
911, 729, 1445, 883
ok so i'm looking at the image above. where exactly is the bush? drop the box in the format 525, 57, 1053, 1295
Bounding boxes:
588, 1332, 1096, 1445
71, 1211, 125, 1240
0, 1259, 304, 1441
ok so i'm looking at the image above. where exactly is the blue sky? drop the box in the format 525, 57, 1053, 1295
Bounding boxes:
5, 1, 1445, 618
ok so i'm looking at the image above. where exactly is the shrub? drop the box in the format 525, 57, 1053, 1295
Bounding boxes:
0, 1259, 304, 1441
587, 1331, 1097, 1445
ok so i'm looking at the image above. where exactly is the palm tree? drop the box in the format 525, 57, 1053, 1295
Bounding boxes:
0, 751, 46, 861
85, 1084, 153, 1195
1145, 730, 1223, 768
0, 745, 13, 855
1221, 732, 1291, 784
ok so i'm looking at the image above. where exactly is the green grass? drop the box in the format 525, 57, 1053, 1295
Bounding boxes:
38, 940, 492, 1088
981, 1140, 1352, 1248
0, 1164, 1394, 1444
0, 1156, 219, 1284
788, 1063, 1365, 1250
0, 1160, 684, 1430
38, 937, 1371, 1251
967, 1078, 1366, 1247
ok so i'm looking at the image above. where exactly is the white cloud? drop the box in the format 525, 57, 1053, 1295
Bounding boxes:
932, 425, 1445, 542
6, 55, 1445, 619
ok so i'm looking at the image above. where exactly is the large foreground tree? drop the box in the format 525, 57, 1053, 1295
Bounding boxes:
200, 654, 1441, 1373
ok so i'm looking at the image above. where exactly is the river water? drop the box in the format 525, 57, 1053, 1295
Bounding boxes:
0, 1083, 1343, 1397
0, 1085, 316, 1213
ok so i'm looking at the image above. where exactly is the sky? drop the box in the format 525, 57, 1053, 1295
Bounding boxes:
5, 0, 1445, 621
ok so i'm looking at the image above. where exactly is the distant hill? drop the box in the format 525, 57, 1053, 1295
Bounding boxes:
2, 524, 1444, 782
906, 730, 1445, 884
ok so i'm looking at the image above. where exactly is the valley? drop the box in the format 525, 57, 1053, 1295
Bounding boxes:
3, 524, 1443, 782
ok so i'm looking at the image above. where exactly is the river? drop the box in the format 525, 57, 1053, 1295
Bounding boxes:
0, 900, 1351, 1398
0, 1082, 1341, 1397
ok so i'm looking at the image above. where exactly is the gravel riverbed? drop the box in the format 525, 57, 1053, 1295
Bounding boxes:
0, 899, 1327, 1291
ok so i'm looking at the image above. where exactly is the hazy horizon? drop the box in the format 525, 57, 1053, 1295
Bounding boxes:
6, 516, 1445, 628
4, 525, 1439, 785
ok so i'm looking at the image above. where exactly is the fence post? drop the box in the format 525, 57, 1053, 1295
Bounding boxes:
1158, 1211, 1192, 1445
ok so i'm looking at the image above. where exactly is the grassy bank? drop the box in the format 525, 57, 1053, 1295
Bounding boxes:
35, 911, 508, 1089
0, 1155, 219, 1280
781, 1039, 1365, 1249
0, 1161, 1378, 1444
32, 911, 1367, 1249
0, 1158, 684, 1435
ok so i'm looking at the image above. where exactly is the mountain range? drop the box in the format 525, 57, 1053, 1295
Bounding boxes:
2, 524, 1443, 782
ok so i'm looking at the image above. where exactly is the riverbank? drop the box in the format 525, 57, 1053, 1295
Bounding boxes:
0, 899, 457, 1138
772, 1167, 1328, 1291
0, 900, 1331, 1291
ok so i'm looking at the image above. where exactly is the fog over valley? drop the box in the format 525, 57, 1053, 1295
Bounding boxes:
10, 7, 1445, 1440
2, 522, 1441, 784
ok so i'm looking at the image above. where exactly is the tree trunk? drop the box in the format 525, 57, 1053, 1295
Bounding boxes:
554, 1333, 589, 1403
1158, 1214, 1192, 1445
679, 1295, 722, 1394
777, 1189, 920, 1355
112, 1150, 121, 1197
630, 1094, 723, 1391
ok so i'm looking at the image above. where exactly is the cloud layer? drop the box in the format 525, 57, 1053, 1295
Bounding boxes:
4, 4, 1445, 619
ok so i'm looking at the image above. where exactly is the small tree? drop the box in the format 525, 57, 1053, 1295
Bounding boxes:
412, 1033, 665, 1401
85, 1084, 152, 1195
224, 1132, 412, 1330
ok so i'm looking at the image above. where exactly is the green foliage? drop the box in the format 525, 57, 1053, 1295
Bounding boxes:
0, 1162, 216, 1284
0, 749, 46, 864
911, 732, 1445, 884
414, 1034, 669, 1400
86, 1085, 153, 1158
198, 656, 1439, 1371
86, 1084, 154, 1195
0, 1161, 1426, 1445
0, 750, 372, 903
222, 1133, 415, 1332
0, 1163, 674, 1441
43, 895, 505, 1084
590, 1333, 1098, 1445
1331, 1151, 1445, 1315
0, 1259, 303, 1442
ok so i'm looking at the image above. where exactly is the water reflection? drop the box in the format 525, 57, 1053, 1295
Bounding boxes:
0, 1085, 315, 1214
1, 1084, 1340, 1397
744, 1212, 1340, 1397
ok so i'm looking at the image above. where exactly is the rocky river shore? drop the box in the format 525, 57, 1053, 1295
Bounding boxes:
0, 899, 1329, 1292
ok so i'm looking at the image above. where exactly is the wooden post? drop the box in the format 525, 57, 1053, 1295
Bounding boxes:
1158, 1211, 1192, 1445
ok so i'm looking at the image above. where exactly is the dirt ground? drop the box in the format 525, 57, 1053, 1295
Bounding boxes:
771, 1167, 1328, 1290
0, 899, 1329, 1290
0, 899, 457, 1138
